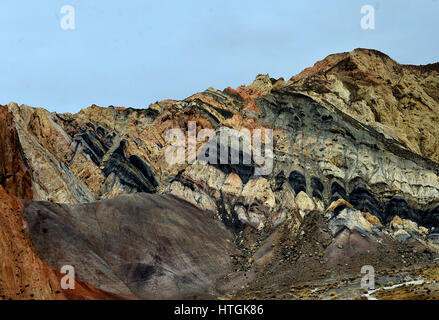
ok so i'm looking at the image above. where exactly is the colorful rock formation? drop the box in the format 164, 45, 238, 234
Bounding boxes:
1, 48, 439, 300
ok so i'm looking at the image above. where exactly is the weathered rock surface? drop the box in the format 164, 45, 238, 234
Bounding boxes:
2, 48, 439, 300
0, 106, 32, 200
23, 193, 237, 299
289, 48, 439, 163
8, 49, 439, 235
0, 106, 120, 300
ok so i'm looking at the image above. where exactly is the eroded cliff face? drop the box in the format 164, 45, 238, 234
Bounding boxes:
289, 48, 439, 163
0, 105, 59, 300
8, 49, 439, 233
0, 106, 126, 300
0, 106, 32, 200
2, 48, 439, 299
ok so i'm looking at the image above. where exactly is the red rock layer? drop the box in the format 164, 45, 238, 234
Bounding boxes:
0, 105, 123, 300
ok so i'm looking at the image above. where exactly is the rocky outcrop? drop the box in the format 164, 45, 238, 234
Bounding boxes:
0, 106, 121, 300
288, 48, 439, 164
0, 106, 57, 300
0, 106, 32, 200
2, 48, 439, 300
8, 49, 439, 237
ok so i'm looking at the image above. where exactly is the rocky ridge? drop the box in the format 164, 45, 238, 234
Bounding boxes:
1, 48, 439, 299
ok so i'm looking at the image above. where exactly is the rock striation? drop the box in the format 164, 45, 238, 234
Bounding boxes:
1, 48, 439, 299
0, 106, 122, 299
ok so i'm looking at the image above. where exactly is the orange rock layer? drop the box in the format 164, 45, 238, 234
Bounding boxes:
0, 106, 123, 300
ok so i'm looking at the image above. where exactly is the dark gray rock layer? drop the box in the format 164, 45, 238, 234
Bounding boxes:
23, 193, 237, 299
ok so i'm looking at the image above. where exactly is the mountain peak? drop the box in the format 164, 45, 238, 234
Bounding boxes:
1, 49, 439, 300
289, 48, 399, 83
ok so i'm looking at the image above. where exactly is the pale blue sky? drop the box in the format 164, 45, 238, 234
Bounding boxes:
0, 0, 438, 113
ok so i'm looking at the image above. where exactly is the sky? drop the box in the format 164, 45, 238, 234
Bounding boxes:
0, 0, 438, 113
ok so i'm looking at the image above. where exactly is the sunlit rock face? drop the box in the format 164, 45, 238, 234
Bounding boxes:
2, 48, 439, 300
0, 106, 120, 300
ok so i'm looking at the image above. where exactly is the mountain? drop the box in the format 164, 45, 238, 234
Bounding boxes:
1, 48, 438, 300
